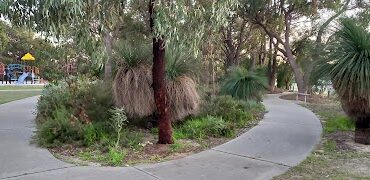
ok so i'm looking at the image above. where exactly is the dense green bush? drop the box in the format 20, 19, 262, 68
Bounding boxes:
36, 76, 115, 147
202, 95, 264, 127
37, 76, 113, 123
38, 107, 84, 147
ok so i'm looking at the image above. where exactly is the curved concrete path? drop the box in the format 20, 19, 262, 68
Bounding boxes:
0, 94, 322, 180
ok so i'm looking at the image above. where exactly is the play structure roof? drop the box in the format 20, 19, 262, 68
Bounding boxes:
21, 53, 35, 61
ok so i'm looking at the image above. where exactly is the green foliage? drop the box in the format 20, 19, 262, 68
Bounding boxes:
83, 124, 99, 146
165, 42, 200, 80
324, 116, 355, 134
37, 107, 84, 147
36, 76, 115, 147
176, 116, 234, 140
202, 95, 264, 127
323, 140, 337, 152
108, 147, 126, 166
319, 20, 370, 103
37, 76, 114, 123
277, 62, 294, 89
109, 107, 128, 148
119, 130, 144, 150
221, 68, 267, 102
114, 42, 151, 68
0, 22, 9, 53
170, 141, 185, 153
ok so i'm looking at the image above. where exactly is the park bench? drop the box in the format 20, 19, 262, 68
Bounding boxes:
295, 92, 310, 103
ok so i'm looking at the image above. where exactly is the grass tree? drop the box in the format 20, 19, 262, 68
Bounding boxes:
322, 20, 370, 144
221, 68, 268, 102
146, 0, 236, 144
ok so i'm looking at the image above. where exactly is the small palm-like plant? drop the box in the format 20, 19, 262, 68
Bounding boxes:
221, 68, 268, 102
322, 20, 370, 144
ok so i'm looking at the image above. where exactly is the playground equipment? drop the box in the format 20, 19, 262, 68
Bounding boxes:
1, 64, 41, 84
1, 53, 42, 84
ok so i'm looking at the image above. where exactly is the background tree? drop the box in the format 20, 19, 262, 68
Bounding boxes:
242, 0, 352, 93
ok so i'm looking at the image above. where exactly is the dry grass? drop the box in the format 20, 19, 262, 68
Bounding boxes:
167, 76, 200, 122
113, 65, 155, 118
113, 66, 200, 122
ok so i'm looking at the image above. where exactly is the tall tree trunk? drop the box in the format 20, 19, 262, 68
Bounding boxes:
286, 50, 306, 93
355, 117, 370, 145
224, 22, 236, 70
149, 0, 173, 144
103, 32, 113, 81
268, 39, 277, 92
268, 43, 278, 92
305, 0, 350, 92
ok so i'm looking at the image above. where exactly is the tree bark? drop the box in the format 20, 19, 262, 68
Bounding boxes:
286, 49, 306, 93
103, 32, 113, 81
149, 0, 173, 144
268, 39, 277, 92
355, 117, 370, 145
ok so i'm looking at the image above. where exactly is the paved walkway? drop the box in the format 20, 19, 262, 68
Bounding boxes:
0, 94, 322, 180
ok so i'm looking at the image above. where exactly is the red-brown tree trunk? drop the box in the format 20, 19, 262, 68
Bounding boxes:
149, 0, 173, 144
355, 117, 370, 145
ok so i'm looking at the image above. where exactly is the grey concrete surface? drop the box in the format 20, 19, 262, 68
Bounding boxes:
213, 95, 322, 167
0, 94, 322, 180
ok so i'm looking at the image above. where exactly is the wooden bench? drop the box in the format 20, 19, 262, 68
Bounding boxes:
296, 92, 310, 103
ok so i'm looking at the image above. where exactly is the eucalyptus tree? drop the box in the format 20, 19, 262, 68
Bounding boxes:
148, 0, 236, 143
1, 0, 126, 80
242, 0, 351, 93
221, 8, 251, 70
0, 22, 8, 54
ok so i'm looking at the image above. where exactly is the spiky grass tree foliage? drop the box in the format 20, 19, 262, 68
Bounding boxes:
323, 20, 370, 144
113, 42, 200, 122
113, 43, 155, 118
165, 46, 200, 122
221, 68, 267, 102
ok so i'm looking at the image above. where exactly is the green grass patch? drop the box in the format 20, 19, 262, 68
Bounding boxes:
0, 91, 40, 104
324, 116, 355, 134
0, 85, 44, 90
174, 116, 235, 140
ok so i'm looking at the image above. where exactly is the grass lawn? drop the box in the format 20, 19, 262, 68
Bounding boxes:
275, 96, 370, 179
0, 85, 44, 90
0, 91, 41, 104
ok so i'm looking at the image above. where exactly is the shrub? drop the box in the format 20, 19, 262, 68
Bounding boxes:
176, 116, 234, 139
37, 76, 114, 124
202, 95, 262, 127
37, 83, 72, 123
107, 147, 126, 166
36, 76, 114, 147
37, 107, 84, 147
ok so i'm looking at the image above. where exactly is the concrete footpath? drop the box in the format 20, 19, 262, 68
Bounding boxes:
0, 94, 322, 180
